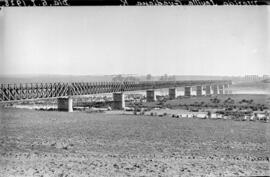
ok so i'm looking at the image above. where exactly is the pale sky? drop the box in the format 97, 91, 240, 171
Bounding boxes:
0, 7, 269, 76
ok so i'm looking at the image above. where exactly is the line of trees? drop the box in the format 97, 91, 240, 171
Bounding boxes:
112, 74, 176, 82
159, 74, 176, 81
146, 74, 176, 81
112, 75, 140, 82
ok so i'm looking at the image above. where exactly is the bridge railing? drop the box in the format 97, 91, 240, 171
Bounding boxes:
0, 80, 231, 102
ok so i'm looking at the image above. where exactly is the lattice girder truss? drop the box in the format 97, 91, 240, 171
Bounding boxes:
0, 80, 231, 102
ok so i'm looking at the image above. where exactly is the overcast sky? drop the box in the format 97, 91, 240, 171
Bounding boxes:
0, 7, 269, 76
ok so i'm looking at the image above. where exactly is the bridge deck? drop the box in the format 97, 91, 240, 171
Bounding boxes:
0, 80, 231, 102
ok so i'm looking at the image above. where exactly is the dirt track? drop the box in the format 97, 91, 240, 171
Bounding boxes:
0, 108, 269, 177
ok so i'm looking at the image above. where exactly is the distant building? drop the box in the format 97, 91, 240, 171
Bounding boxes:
263, 75, 270, 80
244, 75, 260, 81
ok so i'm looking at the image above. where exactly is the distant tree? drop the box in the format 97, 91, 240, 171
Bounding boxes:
164, 74, 168, 80
168, 75, 176, 81
112, 75, 140, 82
146, 74, 152, 81
126, 76, 140, 82
159, 75, 164, 81
159, 74, 169, 81
112, 75, 124, 82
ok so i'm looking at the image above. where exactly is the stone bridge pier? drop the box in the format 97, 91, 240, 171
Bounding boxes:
169, 88, 176, 100
196, 86, 202, 96
112, 92, 125, 110
146, 90, 156, 102
219, 85, 224, 94
184, 86, 192, 96
212, 85, 219, 95
205, 85, 212, 95
57, 97, 73, 112
224, 84, 229, 94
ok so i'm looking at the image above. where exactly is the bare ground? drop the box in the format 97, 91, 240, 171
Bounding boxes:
0, 108, 269, 177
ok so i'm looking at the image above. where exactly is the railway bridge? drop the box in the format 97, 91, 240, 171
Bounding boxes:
0, 80, 232, 112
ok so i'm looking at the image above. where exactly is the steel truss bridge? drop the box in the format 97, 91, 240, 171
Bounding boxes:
0, 80, 231, 102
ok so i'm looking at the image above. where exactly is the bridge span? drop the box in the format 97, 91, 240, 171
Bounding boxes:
0, 80, 232, 112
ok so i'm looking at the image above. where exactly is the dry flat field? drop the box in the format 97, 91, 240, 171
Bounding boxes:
0, 108, 269, 177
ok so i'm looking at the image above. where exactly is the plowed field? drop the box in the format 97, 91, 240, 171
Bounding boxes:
0, 108, 269, 177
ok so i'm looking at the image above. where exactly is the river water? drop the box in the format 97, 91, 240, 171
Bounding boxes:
126, 87, 270, 97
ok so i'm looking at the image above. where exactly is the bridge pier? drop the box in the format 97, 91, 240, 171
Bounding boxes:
219, 85, 224, 95
169, 88, 176, 100
205, 85, 212, 95
224, 84, 229, 94
196, 86, 202, 96
184, 86, 191, 97
57, 97, 73, 112
112, 92, 125, 110
213, 85, 219, 95
146, 90, 156, 102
